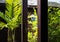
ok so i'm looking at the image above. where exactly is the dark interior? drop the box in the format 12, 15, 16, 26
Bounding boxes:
0, 3, 5, 13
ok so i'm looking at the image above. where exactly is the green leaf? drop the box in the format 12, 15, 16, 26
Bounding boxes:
0, 21, 6, 30
33, 7, 37, 15
0, 12, 5, 20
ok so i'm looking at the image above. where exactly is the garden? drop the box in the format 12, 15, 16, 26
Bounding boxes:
1, 0, 60, 42
0, 0, 38, 42
48, 7, 60, 42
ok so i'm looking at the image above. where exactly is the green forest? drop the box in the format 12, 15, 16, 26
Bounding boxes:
48, 7, 60, 42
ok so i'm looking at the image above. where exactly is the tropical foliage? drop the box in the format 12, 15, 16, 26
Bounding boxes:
0, 0, 22, 30
0, 0, 22, 42
28, 8, 38, 42
0, 0, 38, 42
48, 7, 60, 42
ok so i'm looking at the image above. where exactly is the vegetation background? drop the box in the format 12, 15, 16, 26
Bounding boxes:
48, 7, 60, 42
0, 0, 38, 42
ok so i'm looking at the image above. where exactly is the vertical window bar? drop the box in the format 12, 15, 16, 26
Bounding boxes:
21, 0, 28, 42
37, 0, 41, 42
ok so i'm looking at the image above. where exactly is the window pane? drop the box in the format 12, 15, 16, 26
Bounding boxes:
27, 7, 38, 42
48, 0, 60, 42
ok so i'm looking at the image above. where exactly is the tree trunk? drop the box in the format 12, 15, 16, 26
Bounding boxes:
8, 29, 15, 42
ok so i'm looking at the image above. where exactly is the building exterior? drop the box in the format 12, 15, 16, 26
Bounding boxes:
0, 0, 5, 3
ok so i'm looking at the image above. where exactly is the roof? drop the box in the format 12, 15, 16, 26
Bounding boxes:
0, 0, 5, 3
48, 2, 60, 8
0, 0, 60, 8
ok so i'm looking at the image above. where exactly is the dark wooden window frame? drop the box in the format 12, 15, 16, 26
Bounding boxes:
0, 0, 41, 42
37, 0, 41, 42
21, 0, 28, 42
22, 0, 41, 42
0, 1, 60, 42
22, 0, 60, 42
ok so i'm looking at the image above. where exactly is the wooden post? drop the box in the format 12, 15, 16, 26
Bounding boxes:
21, 0, 28, 42
37, 0, 41, 42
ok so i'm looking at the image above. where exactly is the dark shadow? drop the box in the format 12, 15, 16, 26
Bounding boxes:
15, 24, 21, 42
0, 28, 8, 42
0, 3, 7, 23
0, 3, 5, 13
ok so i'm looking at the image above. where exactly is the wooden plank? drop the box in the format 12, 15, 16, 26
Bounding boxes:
21, 0, 28, 42
37, 0, 41, 42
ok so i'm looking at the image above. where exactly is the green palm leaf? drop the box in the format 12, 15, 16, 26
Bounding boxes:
0, 12, 9, 22
0, 0, 22, 30
0, 21, 7, 30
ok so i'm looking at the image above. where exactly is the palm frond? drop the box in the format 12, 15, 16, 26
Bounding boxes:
0, 21, 7, 30
5, 1, 13, 20
0, 12, 5, 20
0, 0, 22, 30
0, 12, 9, 22
5, 0, 22, 30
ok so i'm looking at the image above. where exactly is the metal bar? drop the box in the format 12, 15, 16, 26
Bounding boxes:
37, 0, 41, 42
21, 0, 28, 42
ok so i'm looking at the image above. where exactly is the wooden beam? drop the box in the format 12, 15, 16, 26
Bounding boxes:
21, 0, 28, 42
37, 0, 41, 42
